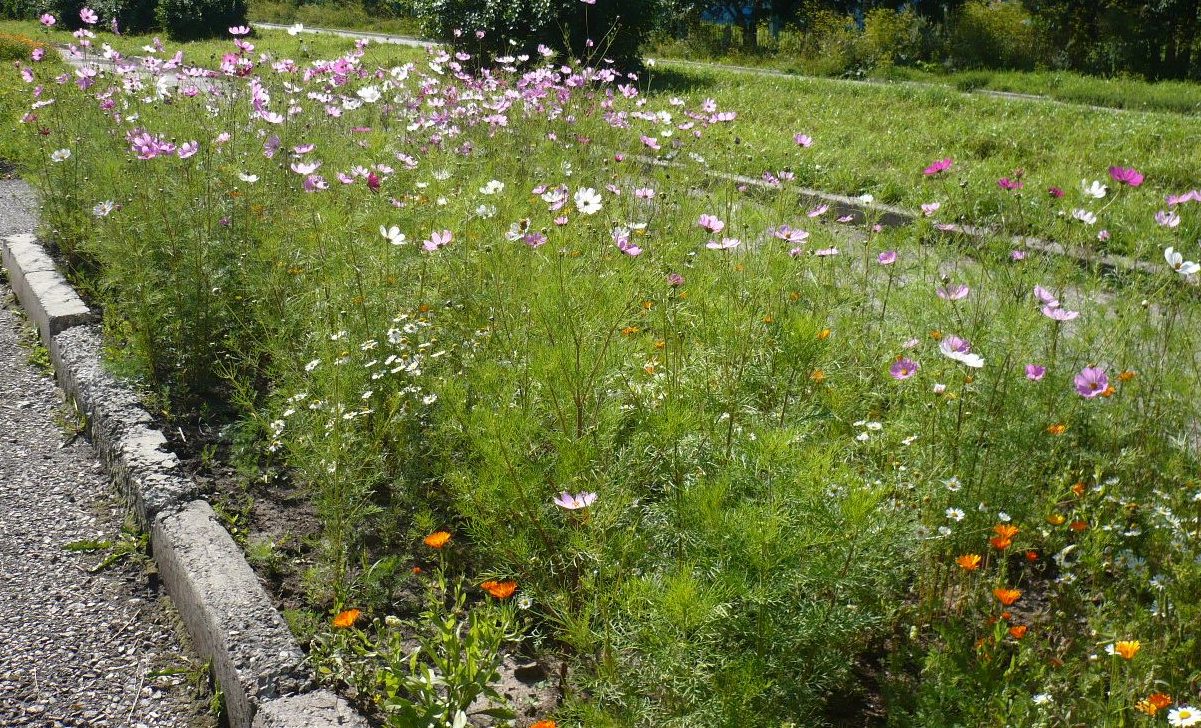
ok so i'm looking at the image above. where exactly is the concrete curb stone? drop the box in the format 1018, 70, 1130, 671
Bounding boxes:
1, 233, 96, 346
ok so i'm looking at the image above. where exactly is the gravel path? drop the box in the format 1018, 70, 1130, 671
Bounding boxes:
0, 179, 213, 727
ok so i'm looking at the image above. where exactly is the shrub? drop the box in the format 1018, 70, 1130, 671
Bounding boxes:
858, 7, 928, 69
0, 0, 36, 19
948, 0, 1040, 71
0, 31, 43, 60
155, 0, 247, 40
777, 10, 858, 77
31, 0, 156, 33
414, 0, 668, 70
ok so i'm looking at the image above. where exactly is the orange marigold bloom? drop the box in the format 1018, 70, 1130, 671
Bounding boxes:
956, 554, 982, 571
817, 328, 831, 340
1101, 384, 1116, 397
1071, 481, 1086, 497
993, 588, 1021, 606
1069, 520, 1088, 533
1118, 369, 1136, 382
990, 536, 1013, 550
621, 325, 640, 336
1136, 693, 1172, 716
789, 291, 801, 302
1008, 625, 1028, 639
423, 531, 452, 549
531, 722, 557, 728
332, 609, 361, 629
762, 315, 774, 324
929, 329, 943, 340
481, 580, 518, 599
993, 524, 1020, 539
1046, 423, 1067, 436
1113, 640, 1140, 660
809, 369, 826, 382
1024, 550, 1039, 562
1047, 513, 1066, 526
411, 566, 423, 575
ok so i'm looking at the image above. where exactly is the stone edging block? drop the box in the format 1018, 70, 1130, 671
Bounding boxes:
1, 233, 96, 346
3, 233, 371, 728
152, 500, 314, 728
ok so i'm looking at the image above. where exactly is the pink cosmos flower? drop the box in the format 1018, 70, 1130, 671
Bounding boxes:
177, 141, 199, 159
1155, 210, 1181, 228
79, 7, 97, 24
1011, 250, 1026, 261
1097, 229, 1110, 242
667, 273, 685, 287
229, 25, 251, 35
706, 238, 741, 250
1043, 306, 1079, 321
814, 247, 839, 257
936, 284, 969, 301
772, 225, 809, 244
634, 187, 655, 199
921, 202, 940, 217
40, 13, 55, 26
890, 358, 919, 380
290, 161, 321, 175
698, 214, 725, 233
807, 204, 829, 218
423, 230, 452, 252
794, 133, 813, 147
924, 158, 953, 176
998, 177, 1023, 191
1048, 186, 1065, 198
1108, 166, 1144, 187
836, 214, 855, 223
553, 491, 597, 509
878, 251, 897, 265
303, 174, 327, 192
1025, 364, 1046, 381
641, 135, 660, 151
1074, 367, 1108, 398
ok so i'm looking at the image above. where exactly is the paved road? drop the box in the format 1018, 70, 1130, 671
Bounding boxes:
251, 21, 434, 48
0, 178, 213, 727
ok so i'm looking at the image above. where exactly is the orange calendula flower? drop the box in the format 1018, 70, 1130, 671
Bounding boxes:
1069, 520, 1088, 533
481, 580, 518, 599
762, 315, 774, 324
531, 721, 557, 728
621, 325, 640, 336
1024, 550, 1039, 562
1046, 423, 1067, 435
1100, 385, 1116, 397
993, 524, 1020, 539
1118, 369, 1136, 382
1008, 625, 1028, 639
956, 554, 983, 571
423, 531, 452, 549
990, 536, 1013, 550
411, 566, 423, 575
1135, 693, 1172, 716
993, 588, 1021, 606
817, 328, 831, 340
1113, 640, 1140, 660
929, 329, 942, 341
1071, 481, 1086, 497
1047, 513, 1066, 525
332, 609, 361, 629
809, 369, 826, 383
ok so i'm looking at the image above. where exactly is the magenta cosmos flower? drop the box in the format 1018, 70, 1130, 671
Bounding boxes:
878, 251, 897, 265
890, 358, 919, 380
1074, 366, 1108, 398
553, 491, 597, 510
1108, 166, 1144, 187
998, 177, 1023, 191
924, 158, 953, 176
1025, 364, 1046, 381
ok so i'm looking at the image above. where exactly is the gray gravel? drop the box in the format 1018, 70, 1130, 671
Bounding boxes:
0, 178, 37, 240
0, 180, 214, 727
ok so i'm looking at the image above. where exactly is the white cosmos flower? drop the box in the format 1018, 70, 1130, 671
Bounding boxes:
356, 86, 381, 103
479, 179, 504, 195
1072, 208, 1097, 225
939, 340, 985, 368
380, 225, 407, 246
1165, 247, 1200, 276
1081, 179, 1108, 199
287, 22, 304, 36
50, 148, 71, 162
574, 187, 603, 215
92, 200, 115, 217
238, 172, 259, 183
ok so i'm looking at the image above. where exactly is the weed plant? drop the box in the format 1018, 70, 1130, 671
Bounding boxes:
2, 13, 1201, 726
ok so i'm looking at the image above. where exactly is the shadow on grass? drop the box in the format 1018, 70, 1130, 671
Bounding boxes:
645, 66, 718, 95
